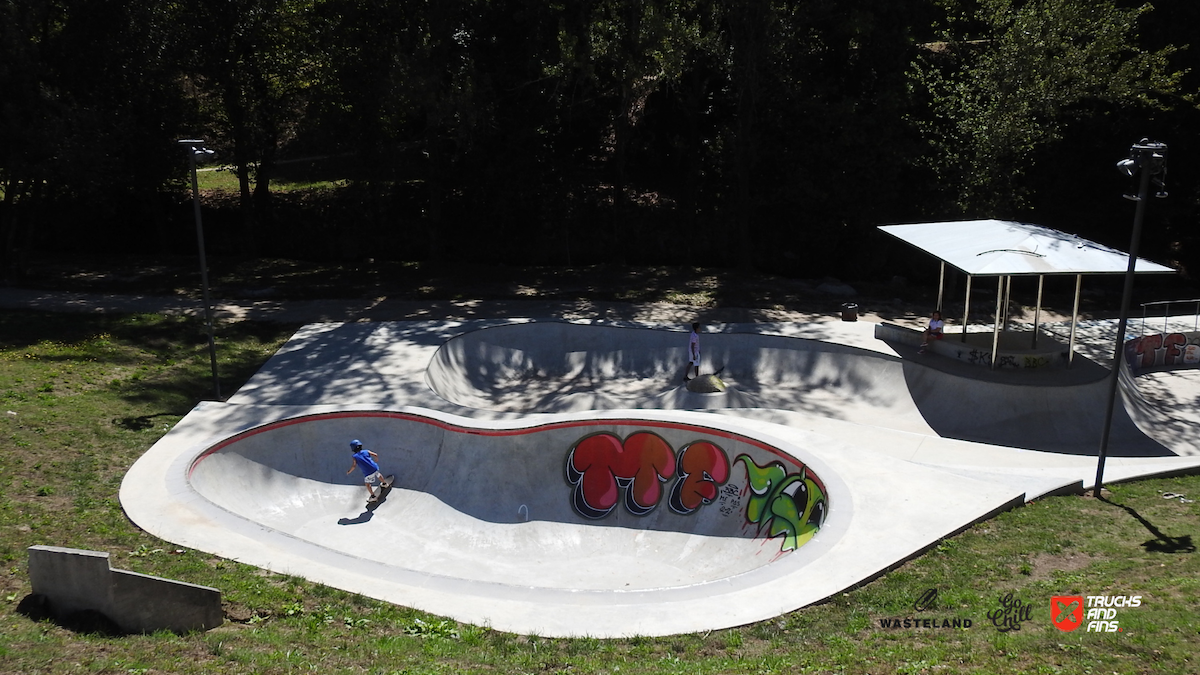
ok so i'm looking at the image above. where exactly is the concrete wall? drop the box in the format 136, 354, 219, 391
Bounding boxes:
27, 545, 222, 633
875, 323, 1066, 369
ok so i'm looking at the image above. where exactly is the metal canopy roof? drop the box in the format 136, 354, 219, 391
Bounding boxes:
879, 219, 1175, 277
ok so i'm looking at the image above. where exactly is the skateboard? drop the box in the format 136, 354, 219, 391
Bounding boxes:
367, 475, 396, 504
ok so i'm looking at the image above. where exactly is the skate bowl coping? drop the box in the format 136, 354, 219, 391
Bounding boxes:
187, 410, 843, 595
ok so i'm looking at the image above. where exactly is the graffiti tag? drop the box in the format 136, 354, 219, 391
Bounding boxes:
565, 431, 676, 518
565, 432, 730, 519
737, 454, 826, 552
716, 483, 742, 517
668, 441, 731, 514
1022, 355, 1051, 369
565, 434, 827, 554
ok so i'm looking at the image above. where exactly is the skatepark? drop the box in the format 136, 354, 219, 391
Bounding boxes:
119, 314, 1200, 637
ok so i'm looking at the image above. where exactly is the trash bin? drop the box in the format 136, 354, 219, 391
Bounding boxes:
840, 302, 858, 322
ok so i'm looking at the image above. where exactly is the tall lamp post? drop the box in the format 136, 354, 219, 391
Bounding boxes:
178, 139, 221, 400
1093, 138, 1167, 497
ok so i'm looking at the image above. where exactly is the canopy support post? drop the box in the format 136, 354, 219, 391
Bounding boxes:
1068, 274, 1082, 368
1002, 276, 1012, 332
937, 261, 945, 312
962, 275, 972, 343
1032, 275, 1044, 348
991, 276, 1003, 369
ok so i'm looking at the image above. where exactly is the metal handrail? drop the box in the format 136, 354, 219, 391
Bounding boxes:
1139, 298, 1200, 336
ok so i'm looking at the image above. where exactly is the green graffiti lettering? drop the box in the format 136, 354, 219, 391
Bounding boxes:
735, 454, 827, 553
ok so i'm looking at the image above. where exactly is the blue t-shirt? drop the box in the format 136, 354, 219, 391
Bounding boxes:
352, 449, 380, 476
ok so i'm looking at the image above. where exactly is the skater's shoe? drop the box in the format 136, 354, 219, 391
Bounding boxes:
381, 475, 395, 489
367, 494, 380, 503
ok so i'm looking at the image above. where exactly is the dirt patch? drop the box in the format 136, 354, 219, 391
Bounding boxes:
1023, 552, 1094, 583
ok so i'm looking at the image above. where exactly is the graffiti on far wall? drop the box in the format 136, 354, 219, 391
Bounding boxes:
1125, 332, 1200, 375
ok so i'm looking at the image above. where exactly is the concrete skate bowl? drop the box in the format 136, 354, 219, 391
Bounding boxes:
1118, 364, 1200, 456
427, 322, 1174, 456
187, 410, 841, 595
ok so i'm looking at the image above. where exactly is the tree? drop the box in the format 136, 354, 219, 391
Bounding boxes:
183, 0, 319, 254
1, 0, 192, 276
911, 0, 1185, 215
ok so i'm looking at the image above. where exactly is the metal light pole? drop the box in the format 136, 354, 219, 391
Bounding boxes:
1093, 139, 1167, 497
178, 139, 221, 400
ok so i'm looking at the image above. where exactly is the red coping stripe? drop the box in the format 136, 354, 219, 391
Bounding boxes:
187, 410, 813, 483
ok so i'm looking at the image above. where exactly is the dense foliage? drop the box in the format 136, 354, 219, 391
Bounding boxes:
1, 0, 1197, 281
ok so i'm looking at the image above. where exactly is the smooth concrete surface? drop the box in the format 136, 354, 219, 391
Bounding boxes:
27, 545, 222, 634
121, 318, 1200, 638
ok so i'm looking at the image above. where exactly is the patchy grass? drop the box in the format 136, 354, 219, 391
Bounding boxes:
0, 309, 1198, 674
194, 154, 355, 194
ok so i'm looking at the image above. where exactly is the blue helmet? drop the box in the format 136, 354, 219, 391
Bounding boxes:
350, 439, 363, 450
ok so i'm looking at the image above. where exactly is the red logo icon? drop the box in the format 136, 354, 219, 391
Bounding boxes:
1051, 596, 1084, 632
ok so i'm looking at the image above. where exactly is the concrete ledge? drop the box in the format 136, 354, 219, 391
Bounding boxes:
874, 322, 924, 348
875, 322, 1066, 369
28, 545, 222, 634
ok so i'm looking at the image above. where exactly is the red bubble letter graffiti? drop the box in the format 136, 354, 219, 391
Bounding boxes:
1130, 332, 1188, 370
566, 432, 676, 518
1164, 333, 1187, 365
668, 441, 730, 514
1132, 334, 1163, 369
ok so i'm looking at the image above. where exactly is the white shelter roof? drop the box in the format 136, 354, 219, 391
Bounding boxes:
879, 219, 1175, 277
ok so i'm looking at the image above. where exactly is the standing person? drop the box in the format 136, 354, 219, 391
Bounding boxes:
920, 311, 945, 354
346, 439, 393, 503
686, 322, 701, 380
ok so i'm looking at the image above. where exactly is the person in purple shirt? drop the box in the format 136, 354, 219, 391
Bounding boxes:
345, 439, 393, 502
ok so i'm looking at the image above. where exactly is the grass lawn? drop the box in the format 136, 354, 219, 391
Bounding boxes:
1, 308, 1197, 674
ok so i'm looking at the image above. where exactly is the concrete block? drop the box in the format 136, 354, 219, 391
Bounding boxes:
27, 545, 222, 634
874, 322, 923, 347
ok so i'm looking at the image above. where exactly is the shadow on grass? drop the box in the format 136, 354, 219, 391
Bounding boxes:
16, 594, 124, 636
1099, 495, 1197, 554
113, 412, 178, 431
1, 310, 297, 408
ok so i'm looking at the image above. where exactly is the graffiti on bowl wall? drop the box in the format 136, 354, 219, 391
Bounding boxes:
737, 454, 827, 552
564, 431, 729, 519
564, 431, 827, 553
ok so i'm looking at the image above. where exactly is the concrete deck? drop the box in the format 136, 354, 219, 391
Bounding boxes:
118, 317, 1200, 637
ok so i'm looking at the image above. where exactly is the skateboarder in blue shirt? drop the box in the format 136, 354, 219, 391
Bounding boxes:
346, 439, 393, 503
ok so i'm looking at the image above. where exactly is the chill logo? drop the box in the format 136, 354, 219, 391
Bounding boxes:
1052, 595, 1142, 632
987, 592, 1033, 632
